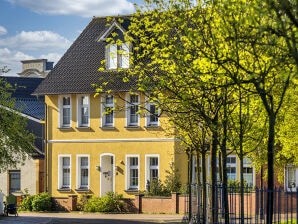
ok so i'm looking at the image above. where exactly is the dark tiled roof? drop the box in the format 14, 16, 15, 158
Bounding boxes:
2, 77, 45, 120
33, 16, 134, 95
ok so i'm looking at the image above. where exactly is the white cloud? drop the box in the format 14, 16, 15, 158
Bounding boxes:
0, 30, 71, 51
0, 48, 34, 76
7, 0, 135, 17
0, 26, 7, 36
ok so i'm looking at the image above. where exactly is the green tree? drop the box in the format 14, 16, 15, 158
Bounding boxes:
0, 70, 35, 172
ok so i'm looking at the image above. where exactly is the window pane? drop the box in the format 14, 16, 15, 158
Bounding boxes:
108, 44, 117, 69
81, 168, 88, 186
81, 106, 88, 125
287, 167, 296, 188
63, 157, 70, 166
63, 168, 70, 186
149, 104, 158, 123
106, 95, 113, 105
63, 108, 70, 125
9, 171, 20, 193
63, 97, 70, 105
120, 43, 129, 68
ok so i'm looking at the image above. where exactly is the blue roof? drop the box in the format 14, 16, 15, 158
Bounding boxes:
1, 77, 45, 120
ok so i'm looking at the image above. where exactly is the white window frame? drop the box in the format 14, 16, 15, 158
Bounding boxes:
145, 154, 160, 186
59, 95, 72, 128
126, 155, 139, 190
227, 156, 237, 181
106, 42, 130, 69
77, 95, 90, 127
76, 155, 90, 190
285, 165, 298, 192
126, 93, 140, 127
243, 157, 254, 187
101, 95, 114, 127
145, 99, 159, 127
58, 155, 71, 190
9, 170, 21, 194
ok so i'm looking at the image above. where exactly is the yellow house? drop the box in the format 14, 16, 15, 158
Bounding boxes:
33, 16, 188, 199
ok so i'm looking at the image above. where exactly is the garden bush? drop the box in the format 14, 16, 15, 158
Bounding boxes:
31, 192, 52, 211
84, 192, 123, 212
20, 195, 34, 211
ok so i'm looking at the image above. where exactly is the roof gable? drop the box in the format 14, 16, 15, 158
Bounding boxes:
97, 20, 127, 42
33, 16, 134, 96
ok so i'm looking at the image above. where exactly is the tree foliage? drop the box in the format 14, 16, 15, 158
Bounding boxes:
0, 75, 36, 172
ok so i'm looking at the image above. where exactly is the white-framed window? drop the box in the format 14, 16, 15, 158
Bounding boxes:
106, 42, 130, 69
126, 155, 139, 190
9, 170, 21, 194
243, 157, 254, 187
227, 156, 237, 181
126, 94, 140, 127
285, 165, 298, 192
59, 95, 71, 128
145, 155, 159, 185
101, 95, 114, 127
76, 155, 90, 189
58, 155, 71, 189
146, 100, 159, 127
77, 95, 90, 127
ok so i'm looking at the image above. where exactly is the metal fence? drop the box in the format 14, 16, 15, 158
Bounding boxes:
183, 184, 298, 224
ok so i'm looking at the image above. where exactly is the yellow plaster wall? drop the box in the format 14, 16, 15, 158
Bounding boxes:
45, 94, 188, 198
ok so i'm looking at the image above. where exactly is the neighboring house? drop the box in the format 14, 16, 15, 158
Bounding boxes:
33, 16, 188, 200
0, 60, 48, 197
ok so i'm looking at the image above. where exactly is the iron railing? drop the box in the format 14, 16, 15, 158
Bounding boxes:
183, 184, 298, 224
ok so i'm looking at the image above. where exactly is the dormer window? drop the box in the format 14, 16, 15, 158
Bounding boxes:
107, 42, 130, 69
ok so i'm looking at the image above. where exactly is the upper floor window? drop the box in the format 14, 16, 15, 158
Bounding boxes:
77, 95, 90, 127
59, 95, 71, 128
127, 94, 140, 127
101, 95, 114, 127
146, 101, 159, 127
107, 42, 130, 69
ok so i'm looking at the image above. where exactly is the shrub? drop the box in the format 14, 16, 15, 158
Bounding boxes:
32, 192, 52, 211
77, 194, 92, 211
20, 195, 34, 211
85, 192, 123, 213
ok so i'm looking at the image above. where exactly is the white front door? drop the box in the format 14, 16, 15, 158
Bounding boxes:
100, 154, 114, 196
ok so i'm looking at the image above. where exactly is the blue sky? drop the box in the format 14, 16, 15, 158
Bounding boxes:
0, 0, 143, 76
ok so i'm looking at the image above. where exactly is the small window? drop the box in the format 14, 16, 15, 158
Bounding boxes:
59, 96, 71, 128
107, 42, 130, 69
102, 95, 114, 127
127, 94, 140, 127
9, 170, 20, 194
126, 156, 139, 190
77, 95, 89, 127
58, 155, 71, 190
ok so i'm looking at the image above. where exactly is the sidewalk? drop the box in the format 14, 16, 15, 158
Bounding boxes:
0, 212, 185, 224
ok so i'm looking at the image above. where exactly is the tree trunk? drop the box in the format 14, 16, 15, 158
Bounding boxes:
266, 113, 275, 224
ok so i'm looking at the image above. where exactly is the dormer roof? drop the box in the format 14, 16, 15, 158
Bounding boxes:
33, 16, 134, 96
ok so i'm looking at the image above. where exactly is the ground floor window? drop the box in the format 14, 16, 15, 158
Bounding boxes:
126, 155, 139, 190
58, 155, 71, 190
145, 155, 159, 187
285, 165, 297, 192
9, 170, 20, 194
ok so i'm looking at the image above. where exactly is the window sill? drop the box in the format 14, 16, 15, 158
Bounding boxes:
101, 126, 115, 130
58, 127, 72, 130
75, 188, 90, 193
124, 189, 139, 194
58, 188, 71, 192
125, 125, 140, 129
76, 126, 90, 130
144, 125, 159, 129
